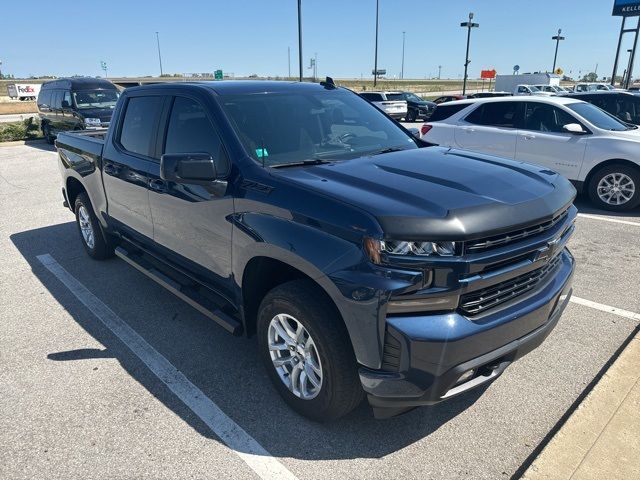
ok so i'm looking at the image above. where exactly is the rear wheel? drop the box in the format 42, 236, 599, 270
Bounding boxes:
74, 193, 115, 260
257, 280, 364, 421
42, 123, 54, 145
405, 109, 416, 122
588, 164, 640, 211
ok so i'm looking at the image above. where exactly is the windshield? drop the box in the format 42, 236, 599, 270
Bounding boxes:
567, 102, 632, 131
219, 89, 417, 166
73, 89, 120, 109
528, 85, 541, 92
404, 93, 423, 102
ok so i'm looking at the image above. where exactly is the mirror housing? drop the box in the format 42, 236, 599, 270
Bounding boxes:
160, 153, 217, 184
562, 123, 587, 134
408, 127, 421, 139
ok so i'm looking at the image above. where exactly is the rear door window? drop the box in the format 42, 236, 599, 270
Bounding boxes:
465, 102, 520, 128
119, 96, 164, 158
430, 103, 470, 122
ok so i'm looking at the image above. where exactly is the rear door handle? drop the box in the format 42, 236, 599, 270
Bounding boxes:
149, 179, 167, 192
103, 163, 119, 176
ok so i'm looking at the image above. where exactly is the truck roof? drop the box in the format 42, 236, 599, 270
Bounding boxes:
41, 77, 118, 91
125, 80, 340, 96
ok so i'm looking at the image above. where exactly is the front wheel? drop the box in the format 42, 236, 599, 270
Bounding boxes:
257, 280, 364, 421
588, 164, 640, 211
405, 109, 416, 122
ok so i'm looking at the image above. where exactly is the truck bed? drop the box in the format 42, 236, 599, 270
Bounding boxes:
55, 129, 107, 159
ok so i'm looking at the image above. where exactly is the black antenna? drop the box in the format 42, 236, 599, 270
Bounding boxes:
320, 76, 336, 89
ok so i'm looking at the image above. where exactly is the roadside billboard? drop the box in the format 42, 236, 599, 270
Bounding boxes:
613, 0, 640, 16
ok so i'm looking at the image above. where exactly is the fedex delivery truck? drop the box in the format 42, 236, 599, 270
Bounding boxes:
7, 84, 41, 101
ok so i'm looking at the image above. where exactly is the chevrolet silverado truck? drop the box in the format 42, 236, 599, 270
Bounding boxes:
55, 79, 576, 421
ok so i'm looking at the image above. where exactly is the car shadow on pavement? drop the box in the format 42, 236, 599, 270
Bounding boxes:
23, 141, 56, 153
11, 222, 487, 461
574, 193, 640, 217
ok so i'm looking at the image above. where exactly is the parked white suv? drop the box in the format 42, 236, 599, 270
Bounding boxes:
359, 91, 408, 120
421, 96, 640, 210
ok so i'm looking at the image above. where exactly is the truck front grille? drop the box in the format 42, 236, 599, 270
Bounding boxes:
465, 208, 569, 254
459, 254, 562, 316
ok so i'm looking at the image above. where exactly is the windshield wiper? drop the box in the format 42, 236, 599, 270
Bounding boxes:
269, 158, 332, 168
370, 146, 407, 156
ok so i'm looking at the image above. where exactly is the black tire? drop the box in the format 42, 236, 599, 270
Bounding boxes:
405, 109, 416, 122
74, 192, 115, 260
588, 164, 640, 212
257, 280, 364, 421
42, 123, 54, 145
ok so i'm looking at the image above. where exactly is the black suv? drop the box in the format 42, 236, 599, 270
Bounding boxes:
390, 91, 436, 121
566, 91, 640, 125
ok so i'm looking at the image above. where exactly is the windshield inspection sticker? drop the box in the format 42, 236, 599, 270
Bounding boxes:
255, 148, 269, 158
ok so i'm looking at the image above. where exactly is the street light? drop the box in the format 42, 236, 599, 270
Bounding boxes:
438, 65, 442, 79
401, 31, 406, 80
297, 0, 303, 81
155, 32, 164, 77
374, 0, 379, 86
460, 12, 479, 95
551, 28, 565, 73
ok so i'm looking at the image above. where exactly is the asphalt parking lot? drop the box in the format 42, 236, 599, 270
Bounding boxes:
1, 142, 639, 480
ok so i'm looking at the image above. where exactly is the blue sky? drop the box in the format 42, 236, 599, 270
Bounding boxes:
0, 0, 635, 79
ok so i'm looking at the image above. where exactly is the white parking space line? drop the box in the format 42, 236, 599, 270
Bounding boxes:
36, 253, 298, 480
576, 213, 640, 227
570, 296, 640, 323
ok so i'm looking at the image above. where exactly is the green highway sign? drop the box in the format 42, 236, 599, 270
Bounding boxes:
214, 69, 223, 80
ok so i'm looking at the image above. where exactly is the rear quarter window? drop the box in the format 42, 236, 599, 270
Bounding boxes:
360, 93, 383, 101
429, 103, 470, 122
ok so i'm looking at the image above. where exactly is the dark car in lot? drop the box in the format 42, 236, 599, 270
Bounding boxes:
54, 79, 576, 421
37, 77, 120, 144
433, 94, 466, 104
566, 91, 640, 125
391, 91, 436, 121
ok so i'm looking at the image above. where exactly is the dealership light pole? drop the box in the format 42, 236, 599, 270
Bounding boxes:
288, 47, 291, 78
298, 0, 303, 81
438, 65, 442, 79
374, 0, 380, 86
460, 12, 479, 95
155, 32, 164, 77
551, 28, 565, 73
401, 31, 405, 80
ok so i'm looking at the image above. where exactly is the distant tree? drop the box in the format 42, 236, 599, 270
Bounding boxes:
581, 72, 598, 82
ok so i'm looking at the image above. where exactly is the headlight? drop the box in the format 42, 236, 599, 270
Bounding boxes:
364, 238, 460, 264
84, 118, 101, 127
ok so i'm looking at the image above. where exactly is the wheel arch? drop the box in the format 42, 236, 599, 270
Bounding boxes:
584, 158, 640, 190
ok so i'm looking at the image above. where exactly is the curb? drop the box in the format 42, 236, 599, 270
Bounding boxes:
520, 328, 640, 479
0, 138, 46, 147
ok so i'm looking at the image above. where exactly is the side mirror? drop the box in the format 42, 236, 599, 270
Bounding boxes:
160, 153, 217, 184
407, 127, 421, 139
61, 100, 70, 108
562, 123, 587, 134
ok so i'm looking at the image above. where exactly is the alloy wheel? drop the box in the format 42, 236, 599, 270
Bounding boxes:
597, 173, 635, 206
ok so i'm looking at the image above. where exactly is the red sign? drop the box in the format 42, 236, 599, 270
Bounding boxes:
480, 69, 497, 79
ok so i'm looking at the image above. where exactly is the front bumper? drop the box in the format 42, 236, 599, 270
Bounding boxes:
359, 248, 574, 417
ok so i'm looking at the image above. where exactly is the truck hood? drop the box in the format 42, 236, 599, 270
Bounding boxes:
272, 147, 575, 240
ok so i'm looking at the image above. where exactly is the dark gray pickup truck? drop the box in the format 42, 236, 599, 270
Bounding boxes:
55, 79, 576, 420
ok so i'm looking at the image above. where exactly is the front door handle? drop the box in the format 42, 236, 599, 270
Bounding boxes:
149, 179, 167, 192
462, 127, 475, 133
521, 134, 536, 140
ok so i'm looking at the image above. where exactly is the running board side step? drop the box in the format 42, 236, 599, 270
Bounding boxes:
114, 246, 242, 335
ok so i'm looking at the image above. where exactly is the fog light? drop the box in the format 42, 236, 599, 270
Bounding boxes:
456, 369, 475, 385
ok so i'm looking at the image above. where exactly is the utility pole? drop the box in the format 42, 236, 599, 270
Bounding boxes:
374, 0, 379, 86
0, 60, 3, 79
401, 31, 405, 80
460, 12, 479, 95
298, 0, 303, 81
438, 65, 442, 79
155, 32, 164, 76
551, 28, 565, 73
288, 47, 291, 79
626, 49, 634, 87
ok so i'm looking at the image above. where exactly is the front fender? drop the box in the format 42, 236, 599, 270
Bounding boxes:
232, 212, 401, 369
